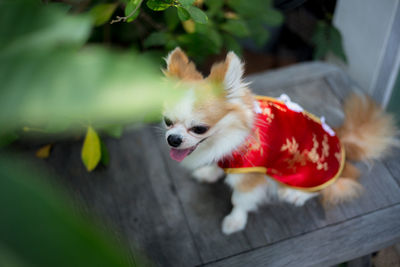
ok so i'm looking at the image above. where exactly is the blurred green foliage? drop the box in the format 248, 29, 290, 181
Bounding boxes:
86, 0, 283, 61
1, 0, 284, 171
0, 156, 134, 267
312, 20, 347, 62
0, 0, 184, 171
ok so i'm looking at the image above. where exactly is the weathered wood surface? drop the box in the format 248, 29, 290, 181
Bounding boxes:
204, 204, 400, 267
16, 62, 400, 267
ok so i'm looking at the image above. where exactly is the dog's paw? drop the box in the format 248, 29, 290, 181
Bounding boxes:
192, 165, 224, 183
279, 188, 317, 206
221, 210, 247, 235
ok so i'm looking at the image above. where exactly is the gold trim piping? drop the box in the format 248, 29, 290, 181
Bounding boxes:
223, 145, 345, 192
224, 167, 267, 174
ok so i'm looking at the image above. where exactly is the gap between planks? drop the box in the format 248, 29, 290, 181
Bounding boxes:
200, 202, 400, 267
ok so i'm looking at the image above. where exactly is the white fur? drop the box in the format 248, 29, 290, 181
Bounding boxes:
164, 89, 215, 150
222, 174, 269, 234
192, 164, 224, 183
182, 113, 251, 169
164, 89, 196, 122
278, 187, 318, 206
224, 52, 251, 101
222, 174, 318, 234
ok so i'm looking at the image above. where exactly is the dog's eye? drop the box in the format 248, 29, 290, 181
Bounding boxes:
164, 117, 173, 127
190, 125, 209, 134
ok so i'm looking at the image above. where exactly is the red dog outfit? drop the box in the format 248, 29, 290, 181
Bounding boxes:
218, 95, 345, 192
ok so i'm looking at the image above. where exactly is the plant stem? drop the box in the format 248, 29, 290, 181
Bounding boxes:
110, 0, 143, 24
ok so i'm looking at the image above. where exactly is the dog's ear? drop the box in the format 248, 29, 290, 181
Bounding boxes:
164, 47, 203, 80
208, 52, 246, 98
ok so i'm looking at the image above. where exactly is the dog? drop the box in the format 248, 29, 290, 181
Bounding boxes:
162, 47, 398, 235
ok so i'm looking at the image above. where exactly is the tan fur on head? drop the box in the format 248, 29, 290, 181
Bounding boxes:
336, 93, 398, 161
164, 47, 203, 80
321, 162, 363, 206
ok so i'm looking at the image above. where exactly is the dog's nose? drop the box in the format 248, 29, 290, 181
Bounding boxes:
167, 135, 182, 147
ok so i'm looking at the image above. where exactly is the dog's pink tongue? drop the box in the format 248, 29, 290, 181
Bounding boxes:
170, 148, 192, 162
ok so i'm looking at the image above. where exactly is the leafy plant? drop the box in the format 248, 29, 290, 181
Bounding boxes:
88, 0, 283, 61
312, 20, 347, 62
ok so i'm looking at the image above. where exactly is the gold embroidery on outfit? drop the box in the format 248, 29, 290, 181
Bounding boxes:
335, 152, 342, 163
243, 128, 264, 157
269, 102, 287, 112
280, 137, 306, 171
262, 106, 275, 123
281, 134, 330, 172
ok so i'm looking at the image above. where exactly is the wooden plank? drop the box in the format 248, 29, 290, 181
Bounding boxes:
347, 255, 372, 267
245, 62, 340, 91
152, 129, 252, 264
324, 70, 365, 102
250, 77, 344, 127
203, 204, 400, 267
384, 147, 400, 186
36, 127, 202, 267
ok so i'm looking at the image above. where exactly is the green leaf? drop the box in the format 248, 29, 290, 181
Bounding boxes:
164, 7, 180, 30
311, 21, 347, 62
103, 125, 124, 138
262, 8, 283, 26
177, 6, 190, 21
196, 23, 222, 52
0, 243, 29, 267
247, 19, 270, 47
185, 6, 208, 24
81, 126, 101, 172
90, 3, 118, 26
0, 1, 91, 53
0, 156, 133, 266
0, 132, 18, 148
228, 0, 271, 17
144, 32, 168, 48
329, 25, 347, 62
220, 19, 250, 37
177, 32, 220, 60
124, 0, 141, 22
223, 34, 242, 56
165, 39, 179, 50
178, 0, 195, 7
208, 28, 223, 53
204, 0, 224, 17
35, 144, 52, 159
146, 0, 172, 11
312, 23, 329, 60
100, 138, 110, 166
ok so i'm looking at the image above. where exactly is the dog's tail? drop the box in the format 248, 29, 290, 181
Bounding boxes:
336, 93, 398, 161
321, 94, 398, 205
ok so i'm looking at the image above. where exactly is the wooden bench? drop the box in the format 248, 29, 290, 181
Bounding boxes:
38, 62, 400, 266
